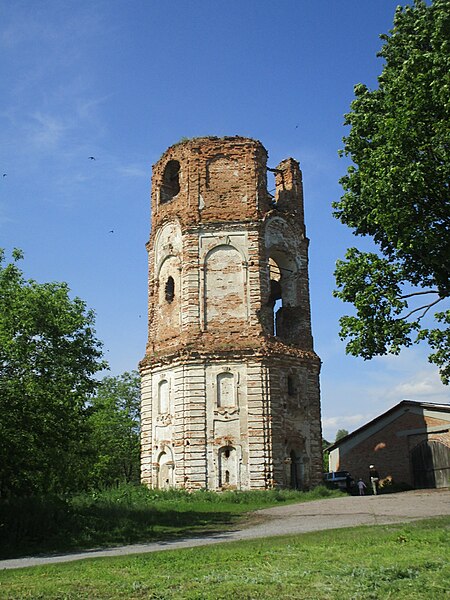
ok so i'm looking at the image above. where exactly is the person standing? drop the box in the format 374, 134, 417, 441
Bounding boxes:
369, 465, 380, 495
357, 478, 367, 496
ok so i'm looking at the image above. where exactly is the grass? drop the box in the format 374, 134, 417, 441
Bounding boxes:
0, 517, 448, 599
0, 484, 342, 559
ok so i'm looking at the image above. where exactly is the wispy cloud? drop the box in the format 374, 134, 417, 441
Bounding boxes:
321, 346, 449, 441
75, 95, 112, 121
322, 412, 374, 438
2, 88, 110, 161
28, 112, 70, 149
117, 165, 149, 179
0, 1, 111, 156
387, 371, 449, 402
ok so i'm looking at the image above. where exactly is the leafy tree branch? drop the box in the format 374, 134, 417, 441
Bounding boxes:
0, 249, 107, 496
333, 0, 450, 383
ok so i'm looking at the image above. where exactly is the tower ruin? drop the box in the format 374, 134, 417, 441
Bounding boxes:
140, 136, 322, 490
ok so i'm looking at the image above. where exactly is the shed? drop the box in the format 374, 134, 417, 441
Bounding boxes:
327, 401, 450, 489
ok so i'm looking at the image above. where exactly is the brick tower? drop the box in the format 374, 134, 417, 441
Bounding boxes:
140, 137, 322, 490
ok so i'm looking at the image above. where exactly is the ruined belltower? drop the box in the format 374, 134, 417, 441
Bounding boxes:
140, 137, 322, 490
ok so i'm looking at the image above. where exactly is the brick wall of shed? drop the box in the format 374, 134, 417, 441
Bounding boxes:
335, 411, 450, 486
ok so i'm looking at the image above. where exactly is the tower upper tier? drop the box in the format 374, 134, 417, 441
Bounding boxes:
150, 136, 305, 231
143, 136, 315, 365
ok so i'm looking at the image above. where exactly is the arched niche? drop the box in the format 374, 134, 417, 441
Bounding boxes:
264, 215, 298, 248
157, 449, 175, 489
204, 245, 246, 327
158, 256, 181, 302
156, 256, 182, 333
158, 379, 170, 414
154, 220, 182, 270
217, 372, 236, 407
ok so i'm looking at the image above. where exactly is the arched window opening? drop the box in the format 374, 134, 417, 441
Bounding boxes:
268, 258, 283, 336
218, 445, 237, 488
273, 299, 282, 335
158, 379, 170, 414
269, 257, 282, 288
267, 169, 276, 206
266, 252, 299, 338
165, 276, 175, 303
160, 160, 180, 203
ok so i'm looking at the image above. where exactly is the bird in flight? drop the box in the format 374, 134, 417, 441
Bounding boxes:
109, 230, 114, 233
2, 173, 6, 177
88, 156, 96, 160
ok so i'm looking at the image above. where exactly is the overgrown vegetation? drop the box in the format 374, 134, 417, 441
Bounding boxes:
1, 517, 448, 599
0, 248, 144, 497
86, 371, 141, 488
322, 438, 330, 472
0, 484, 340, 559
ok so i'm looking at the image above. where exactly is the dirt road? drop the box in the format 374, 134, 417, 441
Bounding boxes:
1, 489, 449, 570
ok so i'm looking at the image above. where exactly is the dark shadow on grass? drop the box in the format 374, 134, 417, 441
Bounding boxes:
0, 504, 239, 560
0, 486, 343, 560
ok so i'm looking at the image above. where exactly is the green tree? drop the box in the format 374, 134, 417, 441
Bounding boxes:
87, 371, 141, 488
322, 438, 331, 472
333, 0, 450, 383
0, 249, 106, 496
335, 429, 349, 442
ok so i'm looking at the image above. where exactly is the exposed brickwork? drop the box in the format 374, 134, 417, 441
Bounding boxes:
140, 137, 322, 490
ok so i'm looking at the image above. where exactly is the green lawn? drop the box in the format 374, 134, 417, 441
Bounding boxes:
1, 518, 449, 599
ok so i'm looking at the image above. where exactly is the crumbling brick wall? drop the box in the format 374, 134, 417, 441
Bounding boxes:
140, 136, 323, 490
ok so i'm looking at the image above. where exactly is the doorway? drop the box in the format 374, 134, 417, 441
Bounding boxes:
411, 440, 450, 488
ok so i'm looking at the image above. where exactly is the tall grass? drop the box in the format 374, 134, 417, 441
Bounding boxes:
0, 483, 341, 559
0, 484, 338, 558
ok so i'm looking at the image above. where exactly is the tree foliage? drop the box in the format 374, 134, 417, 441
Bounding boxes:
334, 0, 450, 383
335, 429, 349, 442
0, 249, 106, 496
322, 438, 331, 472
86, 371, 141, 488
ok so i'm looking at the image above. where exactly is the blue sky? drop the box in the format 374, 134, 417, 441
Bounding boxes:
1, 0, 448, 442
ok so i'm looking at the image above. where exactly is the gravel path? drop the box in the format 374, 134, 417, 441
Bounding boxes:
1, 489, 449, 570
